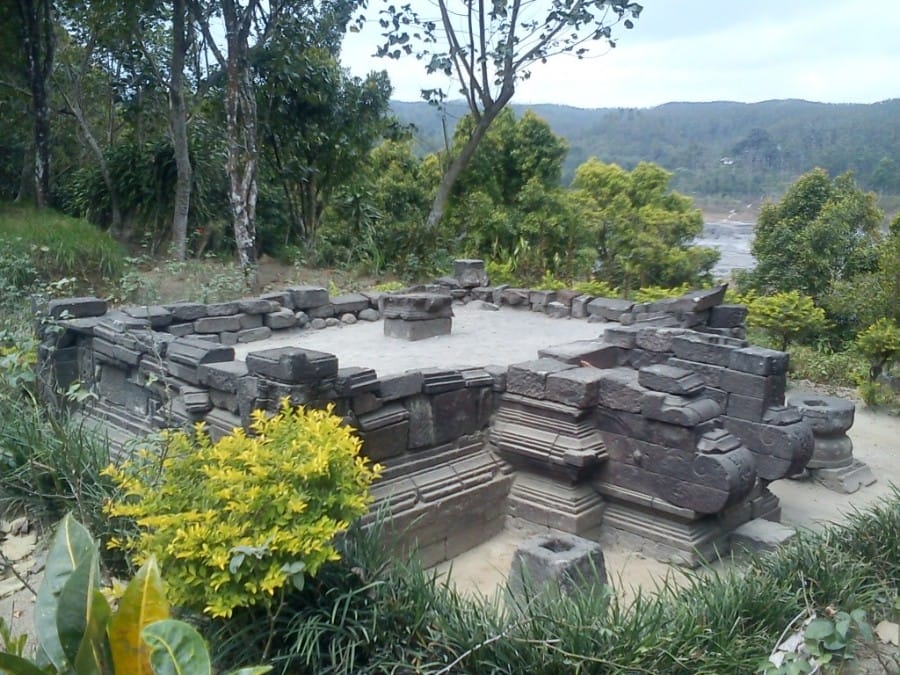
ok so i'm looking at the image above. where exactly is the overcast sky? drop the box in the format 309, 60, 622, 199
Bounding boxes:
340, 0, 900, 108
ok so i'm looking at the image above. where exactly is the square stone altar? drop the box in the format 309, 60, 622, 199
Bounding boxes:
382, 293, 453, 341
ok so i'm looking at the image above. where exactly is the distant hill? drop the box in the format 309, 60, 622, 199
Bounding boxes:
391, 99, 900, 201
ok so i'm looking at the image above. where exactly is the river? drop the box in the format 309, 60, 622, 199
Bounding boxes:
696, 219, 756, 280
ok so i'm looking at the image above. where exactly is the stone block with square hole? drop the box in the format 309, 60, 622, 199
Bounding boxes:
509, 533, 607, 600
382, 293, 453, 341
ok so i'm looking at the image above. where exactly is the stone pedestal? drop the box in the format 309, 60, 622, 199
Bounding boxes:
509, 533, 606, 600
382, 293, 453, 341
787, 394, 876, 494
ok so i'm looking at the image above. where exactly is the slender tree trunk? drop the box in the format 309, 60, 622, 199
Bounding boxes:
17, 0, 54, 208
425, 102, 507, 230
169, 0, 193, 261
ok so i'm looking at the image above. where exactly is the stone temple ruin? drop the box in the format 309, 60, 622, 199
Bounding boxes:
35, 261, 872, 567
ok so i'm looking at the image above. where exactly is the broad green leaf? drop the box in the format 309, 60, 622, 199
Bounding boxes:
108, 557, 170, 675
0, 653, 49, 675
226, 668, 273, 675
56, 554, 111, 675
141, 620, 211, 675
804, 618, 835, 641
34, 514, 96, 672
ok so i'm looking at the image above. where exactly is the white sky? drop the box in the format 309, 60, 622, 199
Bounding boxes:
341, 0, 900, 108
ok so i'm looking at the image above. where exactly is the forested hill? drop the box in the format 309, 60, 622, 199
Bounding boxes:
391, 98, 900, 200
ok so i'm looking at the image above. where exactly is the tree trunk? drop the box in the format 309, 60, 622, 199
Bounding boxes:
18, 0, 54, 208
169, 0, 192, 261
425, 103, 506, 230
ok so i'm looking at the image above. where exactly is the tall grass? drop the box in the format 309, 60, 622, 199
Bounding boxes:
204, 489, 899, 673
0, 203, 124, 289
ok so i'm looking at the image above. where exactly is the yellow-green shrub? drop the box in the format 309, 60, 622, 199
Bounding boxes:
104, 400, 381, 618
747, 291, 829, 351
632, 283, 692, 303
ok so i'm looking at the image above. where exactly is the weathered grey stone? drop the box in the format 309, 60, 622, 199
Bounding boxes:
509, 534, 606, 600
47, 296, 108, 319
667, 357, 726, 388
728, 346, 789, 376
545, 367, 608, 408
264, 308, 296, 329
723, 416, 814, 481
406, 389, 479, 449
356, 403, 410, 460
626, 349, 670, 370
672, 334, 743, 366
310, 317, 327, 329
335, 367, 379, 397
210, 388, 239, 414
378, 371, 425, 400
358, 308, 380, 321
638, 364, 705, 395
811, 461, 876, 493
419, 367, 466, 394
460, 367, 495, 389
220, 332, 238, 346
165, 302, 207, 321
721, 369, 786, 403
641, 392, 722, 427
194, 315, 242, 333
122, 305, 173, 329
453, 259, 489, 288
571, 295, 593, 318
593, 407, 721, 450
307, 304, 336, 319
95, 310, 150, 334
167, 322, 194, 337
236, 313, 263, 330
198, 360, 249, 393
529, 290, 557, 312
341, 313, 357, 324
726, 393, 778, 422
507, 358, 577, 399
295, 311, 310, 327
167, 337, 234, 366
435, 275, 461, 289
384, 317, 452, 340
239, 298, 279, 314
351, 391, 382, 415
786, 394, 854, 435
483, 364, 508, 392
731, 519, 795, 553
206, 301, 240, 316
500, 288, 530, 306
382, 293, 453, 320
245, 347, 338, 384
635, 327, 687, 352
182, 386, 212, 413
260, 291, 292, 308
237, 327, 272, 343
679, 285, 727, 312
587, 297, 634, 321
325, 317, 341, 327
708, 304, 748, 328
545, 301, 570, 318
288, 286, 329, 309
538, 340, 626, 369
471, 300, 499, 311
762, 405, 804, 426
602, 324, 641, 348
331, 293, 370, 315
595, 367, 647, 413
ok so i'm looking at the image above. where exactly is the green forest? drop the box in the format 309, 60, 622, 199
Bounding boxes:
395, 98, 900, 200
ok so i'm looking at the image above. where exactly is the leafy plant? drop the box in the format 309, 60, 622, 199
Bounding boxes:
747, 291, 829, 351
571, 279, 619, 298
0, 515, 268, 675
632, 283, 692, 303
104, 399, 382, 618
855, 317, 900, 381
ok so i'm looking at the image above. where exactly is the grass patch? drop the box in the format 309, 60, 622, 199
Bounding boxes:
0, 202, 124, 291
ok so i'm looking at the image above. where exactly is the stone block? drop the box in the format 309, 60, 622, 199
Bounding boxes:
672, 334, 743, 366
538, 341, 627, 368
245, 347, 338, 384
198, 360, 249, 393
210, 389, 239, 414
358, 308, 379, 322
500, 288, 530, 306
679, 284, 727, 312
602, 324, 641, 348
382, 293, 453, 320
626, 349, 670, 370
167, 322, 194, 337
641, 391, 722, 427
638, 364, 705, 396
260, 291, 292, 308
306, 304, 335, 319
571, 295, 593, 318
731, 518, 795, 553
237, 313, 264, 329
811, 461, 876, 494
786, 394, 854, 435
193, 315, 242, 333
726, 393, 772, 422
595, 367, 647, 413
708, 304, 748, 328
728, 346, 789, 376
587, 297, 634, 321
182, 386, 212, 414
483, 364, 508, 391
507, 358, 577, 399
529, 290, 557, 312
220, 332, 238, 346
545, 367, 608, 408
420, 368, 466, 394
378, 371, 424, 400
453, 259, 489, 288
205, 301, 240, 316
723, 417, 814, 480
667, 357, 726, 388
239, 298, 280, 314
165, 302, 207, 321
331, 293, 370, 315
509, 534, 606, 600
264, 308, 296, 329
633, 312, 680, 327
507, 473, 606, 534
721, 369, 786, 403
352, 391, 382, 415
92, 338, 141, 367
384, 317, 451, 340
635, 327, 687, 352
357, 403, 410, 461
295, 311, 310, 327
335, 367, 379, 397
762, 405, 804, 426
122, 305, 173, 329
545, 301, 570, 318
237, 327, 272, 343
288, 286, 329, 309
47, 296, 108, 319
460, 367, 494, 389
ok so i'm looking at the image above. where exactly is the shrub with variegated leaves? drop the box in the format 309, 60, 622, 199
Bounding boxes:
104, 400, 381, 618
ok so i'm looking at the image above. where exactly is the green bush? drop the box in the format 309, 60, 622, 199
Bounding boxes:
747, 291, 829, 351
786, 344, 868, 388
104, 400, 382, 618
855, 317, 900, 380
